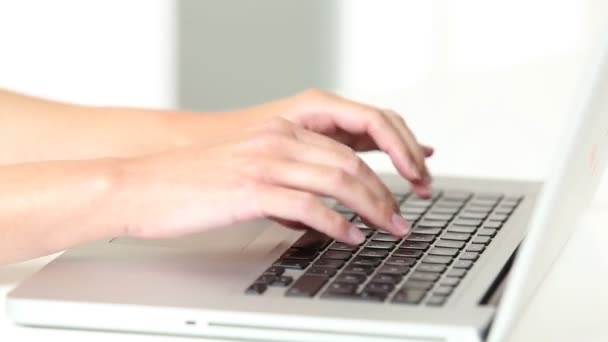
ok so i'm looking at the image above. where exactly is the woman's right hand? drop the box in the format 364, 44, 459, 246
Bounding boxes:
118, 118, 412, 245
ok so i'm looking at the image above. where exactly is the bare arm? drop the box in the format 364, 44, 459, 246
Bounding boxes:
0, 158, 124, 264
0, 88, 214, 164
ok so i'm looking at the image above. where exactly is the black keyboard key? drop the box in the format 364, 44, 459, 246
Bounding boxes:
466, 201, 496, 212
402, 213, 422, 221
386, 256, 417, 267
406, 233, 435, 243
435, 239, 465, 249
428, 247, 459, 257
410, 272, 440, 282
402, 280, 434, 290
400, 241, 430, 250
366, 282, 395, 293
470, 198, 499, 206
356, 290, 387, 302
359, 248, 389, 258
452, 219, 483, 227
494, 208, 514, 215
321, 250, 352, 260
442, 191, 472, 201
429, 207, 460, 215
350, 256, 383, 267
292, 231, 332, 250
378, 265, 411, 275
433, 286, 454, 296
442, 232, 471, 241
434, 201, 463, 209
401, 207, 427, 215
343, 264, 374, 275
324, 282, 358, 296
246, 283, 267, 295
392, 288, 427, 304
306, 267, 337, 277
488, 213, 509, 222
460, 252, 479, 261
440, 277, 460, 287
422, 255, 453, 264
263, 266, 285, 276
372, 274, 402, 284
365, 241, 396, 250
329, 242, 359, 252
482, 221, 503, 229
255, 274, 277, 284
417, 220, 448, 228
478, 228, 497, 237
458, 212, 488, 220
466, 244, 486, 253
393, 249, 423, 258
281, 248, 318, 260
358, 228, 374, 237
335, 273, 367, 284
453, 260, 474, 269
286, 275, 329, 297
426, 295, 447, 306
462, 207, 492, 215
446, 269, 467, 278
274, 258, 310, 270
472, 236, 492, 245
413, 227, 442, 235
416, 263, 447, 273
424, 213, 454, 221
271, 276, 293, 287
447, 225, 477, 234
313, 259, 345, 269
371, 233, 401, 242
403, 199, 434, 207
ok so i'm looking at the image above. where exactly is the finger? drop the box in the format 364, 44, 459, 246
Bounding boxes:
253, 159, 409, 237
291, 128, 397, 211
251, 185, 366, 245
299, 94, 426, 182
421, 144, 434, 157
383, 109, 431, 184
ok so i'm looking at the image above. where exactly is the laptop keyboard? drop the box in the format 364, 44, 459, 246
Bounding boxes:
245, 190, 522, 306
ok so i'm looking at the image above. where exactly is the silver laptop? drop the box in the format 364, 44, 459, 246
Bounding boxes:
7, 44, 608, 342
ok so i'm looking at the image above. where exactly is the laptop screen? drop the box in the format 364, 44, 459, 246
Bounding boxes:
489, 34, 608, 341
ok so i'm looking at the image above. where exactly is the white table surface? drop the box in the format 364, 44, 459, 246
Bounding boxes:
2, 58, 608, 341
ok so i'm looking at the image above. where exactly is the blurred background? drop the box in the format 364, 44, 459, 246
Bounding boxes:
0, 0, 606, 200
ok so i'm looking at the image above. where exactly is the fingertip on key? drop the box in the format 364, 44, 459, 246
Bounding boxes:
347, 225, 366, 245
391, 213, 410, 236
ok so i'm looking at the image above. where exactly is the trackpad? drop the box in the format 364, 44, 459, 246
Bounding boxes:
109, 220, 297, 257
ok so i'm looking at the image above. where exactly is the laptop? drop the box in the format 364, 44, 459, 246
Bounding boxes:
6, 46, 608, 342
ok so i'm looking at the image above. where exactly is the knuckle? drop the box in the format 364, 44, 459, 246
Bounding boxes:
264, 117, 293, 133
252, 133, 290, 151
329, 168, 352, 186
345, 152, 366, 176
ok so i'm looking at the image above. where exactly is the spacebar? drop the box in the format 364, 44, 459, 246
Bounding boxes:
286, 275, 328, 297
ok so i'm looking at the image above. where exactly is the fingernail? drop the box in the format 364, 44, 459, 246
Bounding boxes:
391, 213, 410, 236
348, 225, 366, 244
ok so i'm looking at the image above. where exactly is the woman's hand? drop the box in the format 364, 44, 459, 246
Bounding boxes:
120, 117, 416, 245
202, 89, 433, 198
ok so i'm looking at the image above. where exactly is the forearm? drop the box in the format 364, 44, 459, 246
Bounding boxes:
0, 88, 216, 164
0, 158, 125, 264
